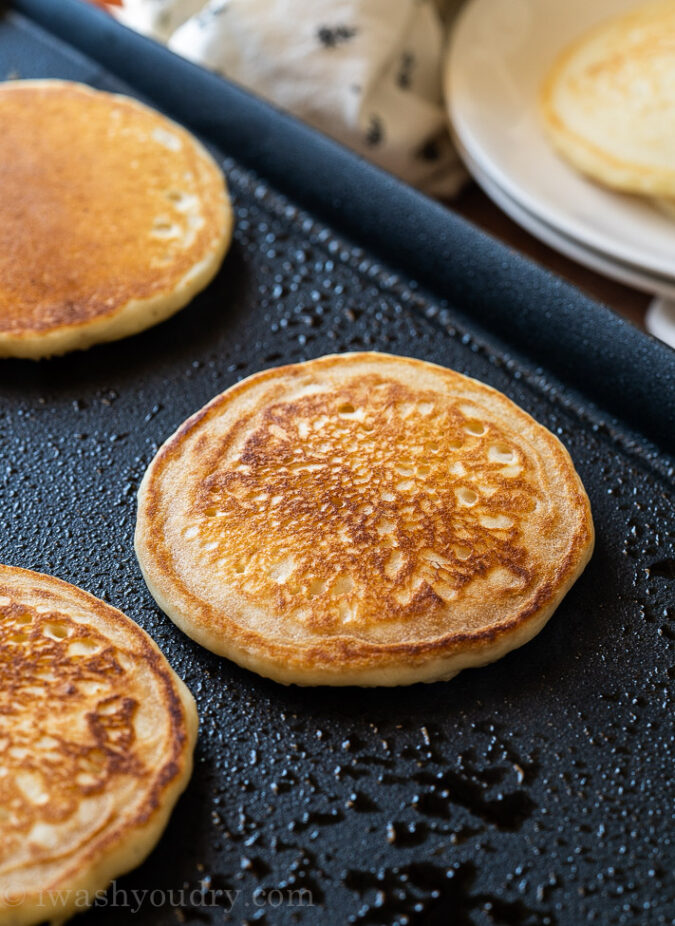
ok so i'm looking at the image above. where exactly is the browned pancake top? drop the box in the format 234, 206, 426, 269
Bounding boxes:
0, 565, 194, 895
136, 353, 594, 683
0, 81, 226, 335
194, 376, 541, 633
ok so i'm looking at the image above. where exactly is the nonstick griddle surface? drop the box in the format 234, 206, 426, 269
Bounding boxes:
1, 9, 675, 926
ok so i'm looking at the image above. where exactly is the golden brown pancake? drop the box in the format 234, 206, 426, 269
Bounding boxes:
540, 1, 675, 196
0, 564, 197, 925
0, 80, 232, 359
135, 352, 594, 686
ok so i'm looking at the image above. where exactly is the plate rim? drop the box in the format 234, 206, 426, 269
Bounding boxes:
445, 0, 675, 280
456, 141, 675, 301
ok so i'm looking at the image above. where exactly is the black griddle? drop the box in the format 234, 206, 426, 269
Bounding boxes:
2, 3, 675, 924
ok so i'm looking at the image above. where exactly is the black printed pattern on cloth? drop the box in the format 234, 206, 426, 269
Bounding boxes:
418, 136, 442, 161
397, 52, 415, 89
365, 115, 384, 146
132, 0, 466, 198
317, 25, 359, 48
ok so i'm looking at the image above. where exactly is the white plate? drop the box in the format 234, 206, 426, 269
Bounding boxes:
445, 0, 675, 280
458, 143, 675, 302
646, 298, 675, 350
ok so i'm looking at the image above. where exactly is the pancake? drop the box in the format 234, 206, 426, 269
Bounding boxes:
0, 80, 232, 359
540, 1, 675, 196
0, 564, 197, 925
135, 352, 594, 687
653, 197, 675, 220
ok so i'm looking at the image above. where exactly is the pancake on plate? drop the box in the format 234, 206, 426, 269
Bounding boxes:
540, 1, 675, 197
0, 80, 232, 359
0, 564, 197, 925
135, 352, 594, 687
653, 197, 675, 219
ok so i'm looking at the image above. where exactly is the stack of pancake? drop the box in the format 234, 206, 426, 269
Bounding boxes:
540, 1, 675, 215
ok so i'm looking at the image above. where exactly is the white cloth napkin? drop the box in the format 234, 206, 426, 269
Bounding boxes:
114, 0, 466, 197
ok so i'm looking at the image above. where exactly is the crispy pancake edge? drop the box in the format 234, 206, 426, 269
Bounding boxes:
0, 80, 233, 360
135, 352, 594, 687
0, 564, 198, 925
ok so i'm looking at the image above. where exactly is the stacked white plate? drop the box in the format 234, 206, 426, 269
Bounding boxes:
445, 0, 675, 349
